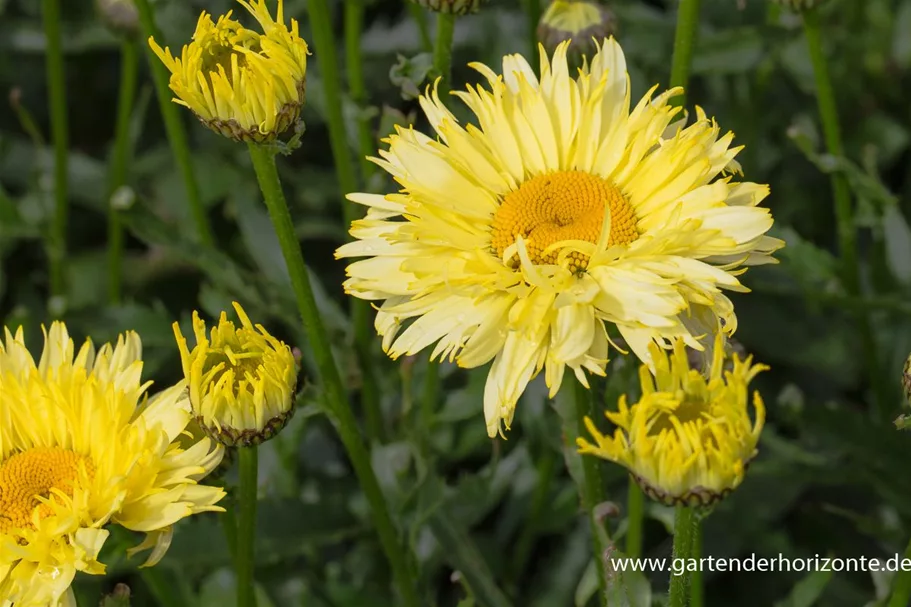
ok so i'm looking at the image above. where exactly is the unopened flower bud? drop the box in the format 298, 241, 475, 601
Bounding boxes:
173, 302, 298, 447
96, 0, 140, 37
537, 0, 616, 57
409, 0, 487, 15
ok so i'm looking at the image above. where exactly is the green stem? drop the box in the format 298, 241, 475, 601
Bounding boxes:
134, 0, 214, 247
522, 0, 541, 62
422, 359, 439, 437
237, 447, 258, 607
407, 2, 433, 52
510, 448, 556, 581
625, 480, 644, 559
573, 378, 608, 607
668, 506, 696, 607
690, 518, 703, 607
307, 0, 383, 443
802, 8, 884, 417
41, 0, 68, 300
432, 13, 456, 97
888, 534, 911, 607
221, 507, 239, 565
345, 0, 376, 184
803, 9, 855, 293
107, 38, 139, 305
246, 144, 418, 607
668, 0, 703, 107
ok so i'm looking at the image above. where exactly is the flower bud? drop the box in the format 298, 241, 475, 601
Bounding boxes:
173, 302, 298, 447
149, 0, 309, 143
537, 0, 616, 57
409, 0, 487, 15
96, 0, 140, 37
578, 334, 767, 507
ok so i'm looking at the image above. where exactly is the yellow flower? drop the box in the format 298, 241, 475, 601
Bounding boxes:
0, 324, 225, 607
336, 39, 782, 438
577, 334, 767, 505
173, 302, 298, 447
537, 0, 616, 56
148, 0, 309, 143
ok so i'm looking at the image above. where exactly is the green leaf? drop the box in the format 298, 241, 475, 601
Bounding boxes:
692, 28, 764, 75
389, 53, 433, 100
893, 0, 911, 68
881, 203, 911, 286
773, 567, 834, 607
426, 507, 513, 607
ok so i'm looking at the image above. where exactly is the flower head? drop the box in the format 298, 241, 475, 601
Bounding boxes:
0, 324, 225, 607
409, 0, 487, 15
173, 302, 298, 447
96, 0, 139, 37
148, 0, 309, 143
537, 0, 616, 57
577, 334, 767, 505
336, 39, 782, 437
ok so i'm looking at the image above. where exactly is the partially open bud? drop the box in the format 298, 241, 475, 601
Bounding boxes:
148, 0, 309, 143
408, 0, 487, 15
537, 0, 616, 57
96, 0, 140, 37
578, 334, 767, 507
173, 302, 298, 447
769, 0, 828, 11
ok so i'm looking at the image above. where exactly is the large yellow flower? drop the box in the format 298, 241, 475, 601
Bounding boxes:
148, 0, 309, 142
0, 324, 225, 607
336, 39, 782, 437
577, 333, 767, 505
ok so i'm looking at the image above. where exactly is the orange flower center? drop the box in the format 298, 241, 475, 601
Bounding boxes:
490, 170, 638, 272
0, 447, 94, 533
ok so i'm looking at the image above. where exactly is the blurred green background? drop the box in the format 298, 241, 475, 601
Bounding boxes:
3, 0, 911, 605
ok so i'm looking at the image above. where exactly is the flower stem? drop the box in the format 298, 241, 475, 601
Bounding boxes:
690, 518, 703, 607
625, 480, 644, 558
41, 0, 68, 301
668, 0, 703, 107
432, 13, 456, 97
668, 506, 696, 607
344, 0, 376, 185
802, 7, 884, 417
421, 359, 440, 444
237, 447, 258, 607
521, 0, 541, 62
246, 143, 418, 607
133, 0, 214, 247
307, 0, 384, 443
407, 3, 433, 52
573, 378, 609, 607
510, 447, 556, 581
107, 38, 139, 305
888, 535, 911, 607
